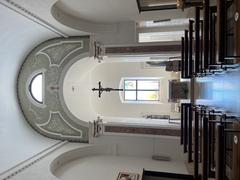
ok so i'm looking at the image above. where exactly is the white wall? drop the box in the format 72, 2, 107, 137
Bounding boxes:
94, 21, 137, 45
63, 57, 99, 122
91, 61, 180, 119
0, 4, 59, 173
91, 135, 185, 161
54, 135, 187, 180
63, 59, 181, 122
63, 59, 181, 123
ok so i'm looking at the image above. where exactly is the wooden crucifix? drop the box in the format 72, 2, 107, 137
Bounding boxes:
92, 81, 123, 98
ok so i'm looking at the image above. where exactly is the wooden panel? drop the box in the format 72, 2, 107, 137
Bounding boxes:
142, 169, 194, 180
232, 122, 240, 180
105, 44, 181, 54
104, 126, 180, 136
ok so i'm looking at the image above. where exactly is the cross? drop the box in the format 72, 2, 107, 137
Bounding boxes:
92, 81, 123, 98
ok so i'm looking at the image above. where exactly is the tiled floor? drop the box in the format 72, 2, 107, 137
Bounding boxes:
196, 68, 240, 117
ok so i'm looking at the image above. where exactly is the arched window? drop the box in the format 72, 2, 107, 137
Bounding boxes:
123, 78, 160, 102
29, 73, 43, 103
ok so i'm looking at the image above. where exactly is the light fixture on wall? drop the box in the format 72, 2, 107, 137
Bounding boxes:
93, 116, 103, 137
94, 41, 103, 63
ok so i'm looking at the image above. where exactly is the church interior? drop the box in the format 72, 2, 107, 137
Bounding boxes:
0, 0, 240, 179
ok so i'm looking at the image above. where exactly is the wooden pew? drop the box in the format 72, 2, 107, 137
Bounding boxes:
232, 122, 240, 180
189, 20, 194, 78
184, 30, 189, 78
203, 0, 210, 70
195, 7, 200, 75
202, 115, 209, 180
194, 109, 200, 179
233, 0, 240, 62
216, 0, 226, 63
181, 37, 185, 79
181, 103, 191, 153
216, 124, 225, 180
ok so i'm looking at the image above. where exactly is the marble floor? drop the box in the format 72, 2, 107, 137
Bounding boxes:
196, 67, 240, 117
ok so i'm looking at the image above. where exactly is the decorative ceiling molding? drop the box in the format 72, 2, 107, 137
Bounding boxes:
37, 111, 82, 138
36, 40, 83, 67
17, 37, 90, 142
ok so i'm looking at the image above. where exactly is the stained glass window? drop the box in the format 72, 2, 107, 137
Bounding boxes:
124, 79, 159, 101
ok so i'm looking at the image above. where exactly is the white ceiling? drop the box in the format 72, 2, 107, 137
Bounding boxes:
56, 0, 139, 23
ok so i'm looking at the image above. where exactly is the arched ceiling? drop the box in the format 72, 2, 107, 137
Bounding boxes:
52, 0, 195, 33
17, 36, 91, 142
56, 0, 139, 23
